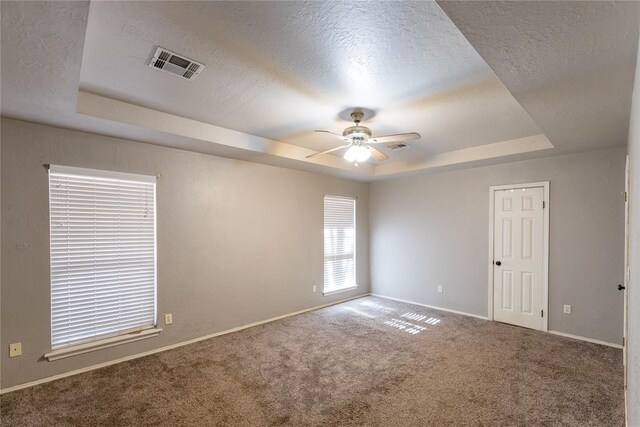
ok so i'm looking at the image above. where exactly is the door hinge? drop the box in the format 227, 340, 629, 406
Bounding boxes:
623, 337, 625, 347
541, 309, 544, 317
624, 192, 628, 203
542, 201, 546, 208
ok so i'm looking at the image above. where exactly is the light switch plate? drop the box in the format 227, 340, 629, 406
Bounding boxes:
437, 286, 443, 293
164, 313, 173, 325
313, 285, 317, 293
9, 342, 22, 358
563, 304, 571, 314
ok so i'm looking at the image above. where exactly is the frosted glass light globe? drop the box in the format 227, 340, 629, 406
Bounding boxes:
344, 145, 371, 163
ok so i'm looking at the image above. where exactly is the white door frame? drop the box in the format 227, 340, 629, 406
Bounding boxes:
488, 181, 550, 331
623, 155, 629, 421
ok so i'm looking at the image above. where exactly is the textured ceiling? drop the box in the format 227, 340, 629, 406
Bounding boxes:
438, 0, 640, 155
0, 1, 372, 179
79, 1, 542, 162
1, 1, 638, 180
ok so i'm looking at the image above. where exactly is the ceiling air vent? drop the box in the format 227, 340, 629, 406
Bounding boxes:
387, 143, 409, 150
149, 47, 205, 81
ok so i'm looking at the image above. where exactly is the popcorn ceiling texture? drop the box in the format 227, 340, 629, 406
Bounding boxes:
2, 0, 544, 174
0, 0, 88, 126
1, 1, 638, 177
438, 0, 640, 154
1, 297, 623, 426
78, 1, 541, 161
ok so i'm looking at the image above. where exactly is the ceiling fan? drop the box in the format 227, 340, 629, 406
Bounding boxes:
306, 110, 421, 165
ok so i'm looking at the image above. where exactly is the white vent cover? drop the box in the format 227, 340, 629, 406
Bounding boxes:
149, 47, 205, 81
387, 143, 410, 150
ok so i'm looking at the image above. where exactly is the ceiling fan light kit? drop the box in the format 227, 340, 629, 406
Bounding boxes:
308, 109, 421, 165
344, 145, 372, 163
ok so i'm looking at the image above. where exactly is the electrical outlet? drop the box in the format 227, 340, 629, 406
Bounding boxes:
164, 313, 173, 325
563, 304, 571, 314
312, 285, 317, 293
9, 342, 22, 358
437, 286, 443, 293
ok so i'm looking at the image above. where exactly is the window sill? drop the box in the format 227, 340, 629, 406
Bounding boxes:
323, 285, 359, 296
44, 328, 162, 361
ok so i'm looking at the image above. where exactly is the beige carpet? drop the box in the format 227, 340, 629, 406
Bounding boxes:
1, 296, 624, 426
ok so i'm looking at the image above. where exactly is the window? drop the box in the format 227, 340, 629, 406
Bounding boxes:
47, 165, 158, 357
323, 195, 357, 294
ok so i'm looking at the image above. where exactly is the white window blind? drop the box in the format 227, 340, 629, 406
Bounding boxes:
48, 165, 157, 349
324, 195, 356, 293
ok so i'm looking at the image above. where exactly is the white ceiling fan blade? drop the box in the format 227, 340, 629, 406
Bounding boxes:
368, 146, 389, 161
315, 130, 349, 141
305, 144, 351, 159
369, 132, 421, 144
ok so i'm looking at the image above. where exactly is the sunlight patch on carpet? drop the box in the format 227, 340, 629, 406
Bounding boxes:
402, 312, 441, 325
384, 318, 427, 334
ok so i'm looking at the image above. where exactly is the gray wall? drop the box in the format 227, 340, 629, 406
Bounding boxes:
0, 116, 629, 392
626, 34, 640, 426
0, 118, 370, 389
370, 148, 626, 345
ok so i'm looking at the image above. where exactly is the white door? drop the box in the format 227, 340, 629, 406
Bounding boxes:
493, 187, 545, 330
623, 156, 629, 374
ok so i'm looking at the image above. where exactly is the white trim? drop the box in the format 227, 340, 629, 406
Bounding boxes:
548, 330, 623, 349
44, 328, 162, 361
371, 294, 622, 350
374, 134, 554, 177
49, 164, 157, 184
624, 155, 630, 424
77, 91, 375, 177
1, 293, 368, 395
323, 285, 359, 296
370, 293, 489, 320
488, 181, 550, 332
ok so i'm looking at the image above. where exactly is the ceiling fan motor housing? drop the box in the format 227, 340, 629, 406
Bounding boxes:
343, 125, 372, 144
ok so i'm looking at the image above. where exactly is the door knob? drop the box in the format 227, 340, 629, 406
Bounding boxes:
618, 284, 626, 291
495, 261, 502, 266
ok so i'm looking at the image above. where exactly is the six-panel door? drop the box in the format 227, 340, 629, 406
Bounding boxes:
493, 187, 544, 330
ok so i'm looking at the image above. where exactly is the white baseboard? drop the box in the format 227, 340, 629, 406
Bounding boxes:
370, 293, 490, 320
0, 293, 368, 395
371, 294, 623, 349
547, 330, 623, 349
3, 293, 620, 394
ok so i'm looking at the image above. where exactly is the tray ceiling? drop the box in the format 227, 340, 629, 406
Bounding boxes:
2, 1, 638, 180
